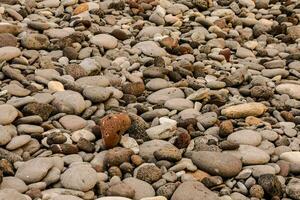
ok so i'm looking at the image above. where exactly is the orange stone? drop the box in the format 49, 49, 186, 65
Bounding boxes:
245, 116, 262, 126
99, 113, 131, 149
73, 3, 89, 15
187, 170, 210, 181
159, 37, 178, 49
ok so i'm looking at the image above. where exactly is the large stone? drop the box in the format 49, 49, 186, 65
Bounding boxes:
0, 33, 18, 47
286, 178, 300, 200
287, 26, 300, 40
90, 34, 118, 49
21, 33, 50, 50
276, 84, 300, 100
76, 76, 110, 87
221, 103, 267, 118
280, 152, 300, 164
0, 177, 28, 193
191, 151, 242, 177
227, 130, 262, 146
83, 86, 112, 103
0, 104, 18, 125
0, 47, 21, 62
171, 181, 220, 200
139, 140, 175, 162
15, 157, 54, 184
164, 98, 194, 111
0, 189, 27, 200
134, 41, 167, 57
52, 90, 85, 114
60, 165, 97, 191
225, 145, 270, 165
147, 88, 185, 104
59, 115, 87, 131
123, 177, 155, 200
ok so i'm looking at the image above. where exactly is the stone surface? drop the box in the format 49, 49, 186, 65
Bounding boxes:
191, 151, 242, 177
221, 103, 267, 118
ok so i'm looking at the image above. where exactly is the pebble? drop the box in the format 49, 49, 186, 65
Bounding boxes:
0, 47, 21, 62
90, 34, 118, 49
147, 88, 185, 104
123, 177, 155, 200
227, 130, 262, 146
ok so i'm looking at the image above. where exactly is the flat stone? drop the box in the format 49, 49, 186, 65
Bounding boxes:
6, 135, 31, 150
0, 104, 19, 125
139, 140, 175, 162
83, 86, 112, 103
221, 103, 267, 118
171, 181, 221, 200
76, 76, 110, 87
0, 189, 27, 200
0, 47, 21, 62
0, 126, 12, 145
123, 177, 155, 200
0, 33, 18, 47
2, 84, 31, 97
0, 177, 28, 193
59, 115, 87, 132
280, 152, 300, 164
90, 34, 118, 49
227, 130, 262, 146
60, 165, 97, 191
134, 41, 167, 57
147, 88, 185, 104
286, 178, 300, 200
276, 84, 300, 100
16, 157, 54, 184
164, 98, 194, 111
52, 90, 85, 114
191, 151, 242, 178
21, 33, 50, 50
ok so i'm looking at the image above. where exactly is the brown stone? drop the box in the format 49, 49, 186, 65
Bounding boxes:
131, 155, 144, 166
0, 33, 18, 47
245, 116, 262, 126
159, 37, 178, 49
23, 103, 56, 121
63, 47, 78, 60
174, 132, 191, 149
77, 138, 95, 153
105, 147, 134, 167
219, 120, 233, 137
122, 82, 145, 96
50, 144, 78, 154
65, 64, 87, 79
250, 184, 264, 199
111, 29, 130, 40
25, 188, 42, 199
219, 48, 231, 62
0, 159, 14, 176
108, 166, 122, 177
281, 111, 295, 122
99, 113, 131, 149
188, 170, 210, 181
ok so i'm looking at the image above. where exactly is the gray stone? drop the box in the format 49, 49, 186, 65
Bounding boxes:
147, 88, 185, 104
52, 90, 85, 114
171, 181, 220, 200
123, 177, 155, 200
83, 86, 112, 103
227, 130, 262, 146
134, 41, 167, 57
191, 151, 242, 178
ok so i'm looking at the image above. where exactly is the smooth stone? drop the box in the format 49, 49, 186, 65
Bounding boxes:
0, 189, 27, 200
2, 84, 31, 97
15, 157, 54, 184
286, 178, 300, 200
276, 84, 300, 100
76, 76, 110, 87
225, 145, 270, 165
44, 28, 75, 39
134, 41, 167, 57
164, 98, 193, 111
52, 195, 83, 200
147, 88, 185, 104
139, 140, 175, 162
146, 123, 176, 140
0, 47, 21, 62
21, 33, 50, 50
192, 151, 242, 177
83, 86, 112, 103
245, 165, 276, 178
6, 135, 31, 150
60, 165, 97, 192
96, 198, 131, 200
171, 181, 220, 200
0, 104, 19, 125
146, 78, 170, 91
123, 177, 155, 200
0, 177, 28, 193
0, 126, 12, 145
236, 47, 255, 58
59, 115, 87, 132
227, 130, 262, 146
52, 90, 85, 114
280, 152, 300, 164
221, 103, 267, 118
71, 129, 95, 143
90, 34, 118, 49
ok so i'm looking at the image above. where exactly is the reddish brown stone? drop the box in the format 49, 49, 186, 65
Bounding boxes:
73, 3, 89, 15
219, 120, 233, 137
281, 111, 295, 122
174, 132, 191, 149
131, 155, 144, 166
99, 113, 131, 149
159, 37, 178, 49
122, 82, 145, 96
219, 48, 231, 62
